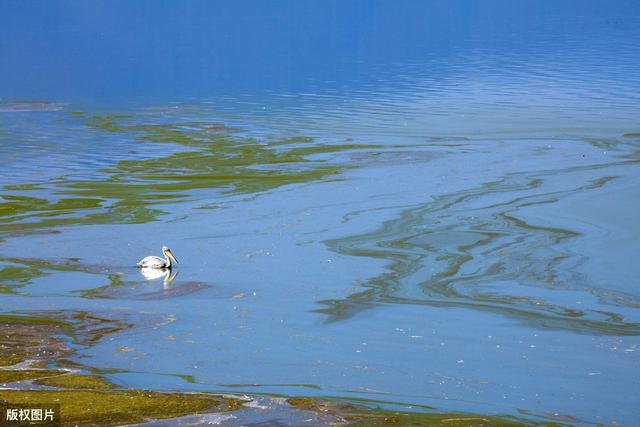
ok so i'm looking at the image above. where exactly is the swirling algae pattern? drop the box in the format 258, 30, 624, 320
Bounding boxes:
319, 138, 640, 335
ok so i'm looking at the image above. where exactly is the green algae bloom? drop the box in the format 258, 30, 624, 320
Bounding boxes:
0, 390, 242, 427
33, 374, 118, 390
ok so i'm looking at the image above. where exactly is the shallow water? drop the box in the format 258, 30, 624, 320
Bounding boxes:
1, 1, 640, 425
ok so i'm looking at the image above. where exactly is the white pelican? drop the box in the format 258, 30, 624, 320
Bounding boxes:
137, 245, 178, 269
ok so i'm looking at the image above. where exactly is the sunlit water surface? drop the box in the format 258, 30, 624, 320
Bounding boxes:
1, 1, 640, 425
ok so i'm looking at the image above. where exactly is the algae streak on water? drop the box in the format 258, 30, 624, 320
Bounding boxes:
0, 114, 377, 241
319, 163, 640, 336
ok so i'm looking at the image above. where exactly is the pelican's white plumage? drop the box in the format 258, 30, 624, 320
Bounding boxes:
137, 245, 178, 269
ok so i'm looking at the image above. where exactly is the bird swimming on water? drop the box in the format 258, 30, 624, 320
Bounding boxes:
137, 245, 179, 269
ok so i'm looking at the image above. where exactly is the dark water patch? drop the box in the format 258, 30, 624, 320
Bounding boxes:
131, 281, 212, 300
82, 277, 214, 301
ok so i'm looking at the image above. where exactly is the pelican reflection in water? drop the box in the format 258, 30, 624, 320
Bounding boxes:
140, 267, 179, 288
137, 245, 178, 269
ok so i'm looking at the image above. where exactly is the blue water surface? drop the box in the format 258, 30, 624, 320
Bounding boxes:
1, 1, 640, 425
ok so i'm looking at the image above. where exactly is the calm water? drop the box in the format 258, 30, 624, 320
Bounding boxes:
1, 1, 640, 425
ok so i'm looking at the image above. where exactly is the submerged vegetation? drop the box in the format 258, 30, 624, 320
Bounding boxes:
0, 311, 242, 425
0, 112, 378, 241
287, 398, 567, 426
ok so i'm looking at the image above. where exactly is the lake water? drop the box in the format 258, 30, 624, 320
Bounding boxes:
1, 1, 640, 425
